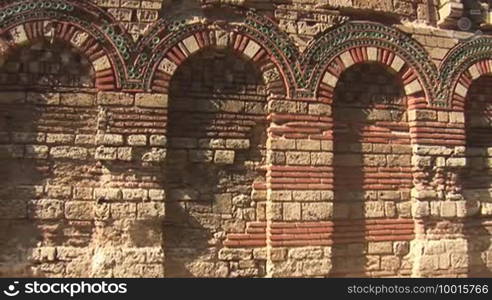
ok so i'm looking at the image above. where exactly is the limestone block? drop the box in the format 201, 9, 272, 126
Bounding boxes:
149, 135, 166, 146
394, 241, 410, 256
137, 202, 165, 219
387, 154, 411, 167
368, 242, 393, 254
301, 202, 333, 220
28, 199, 63, 219
225, 139, 250, 149
412, 200, 430, 217
65, 201, 93, 220
218, 249, 252, 260
98, 92, 134, 106
199, 138, 225, 149
214, 150, 235, 164
271, 190, 292, 202
364, 201, 385, 218
96, 134, 124, 146
269, 139, 296, 150
440, 201, 457, 218
363, 155, 387, 167
214, 193, 232, 214
128, 135, 147, 146
122, 188, 147, 201
446, 157, 466, 167
293, 190, 321, 202
268, 100, 307, 114
46, 133, 74, 144
46, 185, 72, 198
110, 203, 136, 219
94, 188, 122, 201
148, 189, 166, 201
95, 146, 117, 161
286, 151, 310, 165
75, 135, 95, 145
135, 93, 168, 108
50, 146, 88, 160
311, 153, 333, 165
74, 187, 93, 200
308, 103, 331, 116
60, 93, 94, 107
283, 202, 301, 221
142, 148, 167, 162
117, 147, 133, 161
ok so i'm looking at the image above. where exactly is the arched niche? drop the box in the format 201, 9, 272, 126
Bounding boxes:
164, 47, 268, 277
331, 62, 413, 277
0, 39, 98, 277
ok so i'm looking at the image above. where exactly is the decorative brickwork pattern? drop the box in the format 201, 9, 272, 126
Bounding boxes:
0, 0, 491, 278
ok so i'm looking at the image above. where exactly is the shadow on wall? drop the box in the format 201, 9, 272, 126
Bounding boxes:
0, 98, 44, 277
163, 48, 268, 277
0, 39, 97, 277
464, 74, 492, 277
329, 62, 408, 277
331, 98, 366, 277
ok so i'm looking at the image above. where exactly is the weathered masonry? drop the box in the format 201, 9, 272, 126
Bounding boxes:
0, 0, 491, 278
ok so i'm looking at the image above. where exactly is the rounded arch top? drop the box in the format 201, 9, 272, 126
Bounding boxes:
143, 10, 301, 97
0, 0, 130, 90
148, 29, 288, 97
440, 36, 492, 109
304, 21, 437, 104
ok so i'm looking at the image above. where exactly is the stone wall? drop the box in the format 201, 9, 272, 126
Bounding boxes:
0, 0, 491, 278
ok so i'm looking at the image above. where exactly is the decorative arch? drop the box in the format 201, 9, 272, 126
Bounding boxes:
305, 22, 437, 104
144, 11, 298, 97
440, 36, 492, 109
0, 0, 126, 90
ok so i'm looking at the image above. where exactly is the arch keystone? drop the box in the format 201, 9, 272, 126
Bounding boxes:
367, 47, 378, 62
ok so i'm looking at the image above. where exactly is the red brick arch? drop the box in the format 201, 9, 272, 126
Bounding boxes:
0, 21, 117, 90
318, 46, 426, 107
450, 59, 492, 110
150, 30, 287, 96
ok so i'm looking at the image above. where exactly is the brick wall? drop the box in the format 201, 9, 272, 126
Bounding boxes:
0, 0, 491, 278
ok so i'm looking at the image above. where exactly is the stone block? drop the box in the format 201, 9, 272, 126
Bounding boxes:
128, 135, 147, 146
214, 150, 235, 164
137, 202, 165, 219
301, 202, 333, 220
135, 93, 168, 108
65, 201, 93, 220
50, 146, 87, 160
60, 93, 94, 107
96, 134, 124, 146
28, 199, 63, 219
